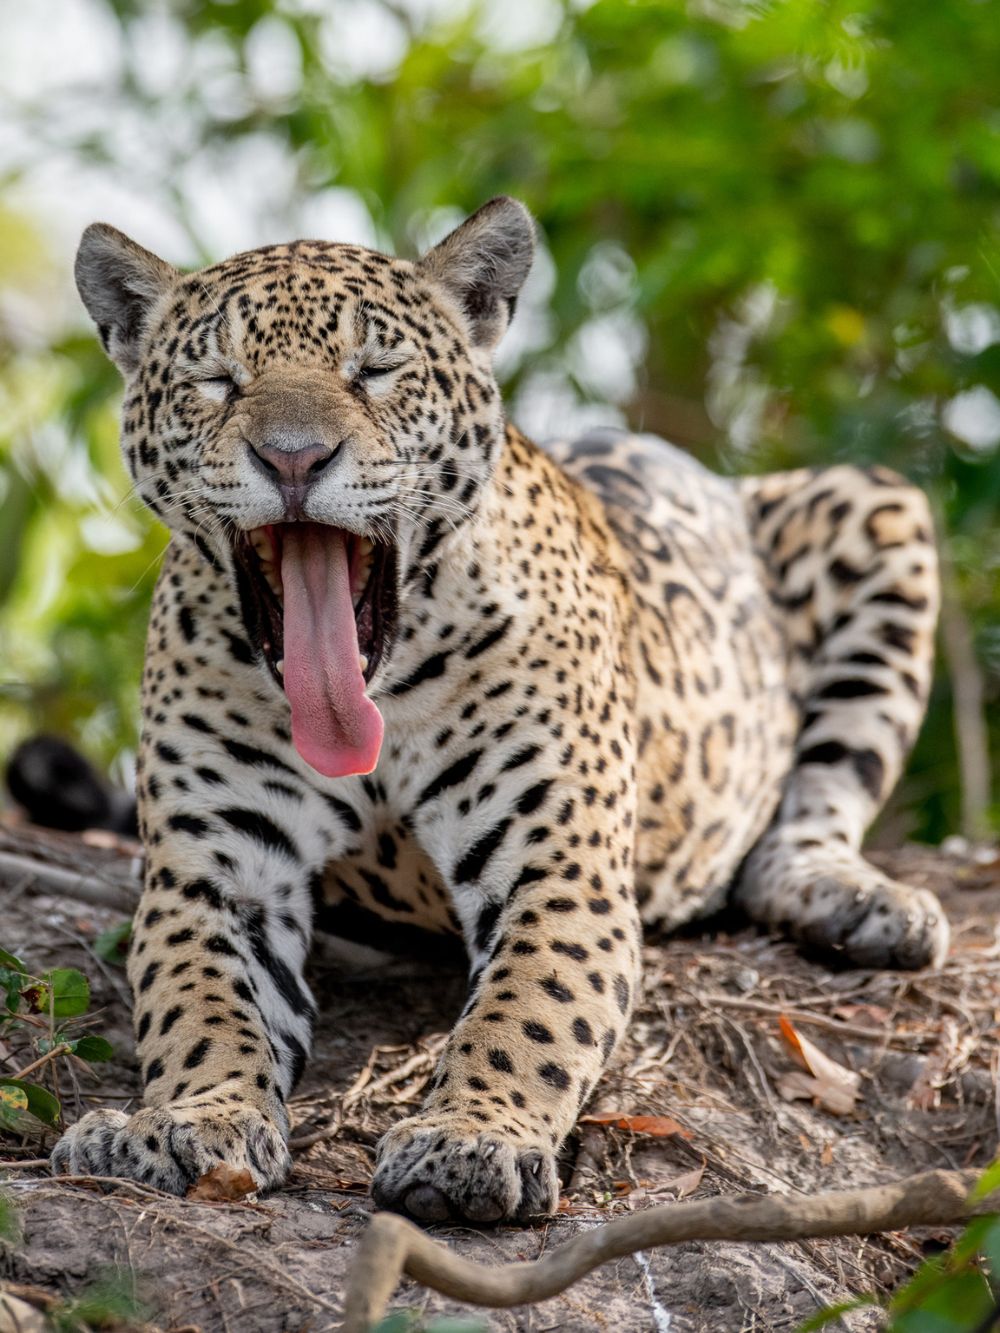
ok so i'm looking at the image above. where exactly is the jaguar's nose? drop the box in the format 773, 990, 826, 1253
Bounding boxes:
249, 439, 339, 490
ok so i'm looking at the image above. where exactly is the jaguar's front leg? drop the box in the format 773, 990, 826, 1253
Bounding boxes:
51, 750, 331, 1194
371, 795, 642, 1223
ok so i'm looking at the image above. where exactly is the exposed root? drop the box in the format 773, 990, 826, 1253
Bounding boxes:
342, 1168, 996, 1331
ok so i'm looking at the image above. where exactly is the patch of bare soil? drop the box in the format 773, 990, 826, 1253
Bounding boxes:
1, 837, 999, 1332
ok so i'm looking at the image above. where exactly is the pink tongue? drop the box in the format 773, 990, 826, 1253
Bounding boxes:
280, 523, 384, 778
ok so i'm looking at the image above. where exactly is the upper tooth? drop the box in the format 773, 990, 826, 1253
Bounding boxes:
360, 537, 374, 557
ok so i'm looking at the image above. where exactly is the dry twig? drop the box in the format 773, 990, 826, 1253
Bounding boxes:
342, 1168, 998, 1332
0, 826, 139, 914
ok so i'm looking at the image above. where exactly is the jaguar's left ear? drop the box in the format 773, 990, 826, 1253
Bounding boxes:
418, 197, 535, 351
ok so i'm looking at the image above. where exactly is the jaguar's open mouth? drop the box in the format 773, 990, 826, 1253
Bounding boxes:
233, 523, 398, 779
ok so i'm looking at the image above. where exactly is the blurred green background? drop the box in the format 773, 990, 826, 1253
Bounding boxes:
1, 0, 998, 843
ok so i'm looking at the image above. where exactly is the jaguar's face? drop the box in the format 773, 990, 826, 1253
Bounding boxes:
76, 199, 534, 780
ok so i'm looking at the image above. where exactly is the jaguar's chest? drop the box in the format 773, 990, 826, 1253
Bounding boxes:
312, 750, 463, 938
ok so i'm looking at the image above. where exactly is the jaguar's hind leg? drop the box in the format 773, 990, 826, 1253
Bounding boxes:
735, 465, 948, 969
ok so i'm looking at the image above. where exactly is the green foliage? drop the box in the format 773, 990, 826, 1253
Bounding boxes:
800, 1162, 1000, 1331
0, 1188, 20, 1245
373, 1313, 487, 1333
93, 921, 131, 967
51, 1267, 153, 1333
2, 0, 997, 836
0, 946, 114, 1139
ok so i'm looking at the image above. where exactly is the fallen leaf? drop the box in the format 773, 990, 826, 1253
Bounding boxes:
611, 1178, 653, 1195
186, 1164, 256, 1202
580, 1112, 691, 1139
906, 1017, 973, 1111
557, 1195, 596, 1215
649, 1160, 706, 1199
777, 1015, 860, 1116
0, 1293, 48, 1333
778, 1068, 829, 1107
832, 1003, 891, 1026
821, 1141, 835, 1166
81, 828, 141, 853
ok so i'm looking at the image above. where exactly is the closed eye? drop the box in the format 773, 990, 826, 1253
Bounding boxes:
188, 374, 240, 403
350, 342, 414, 386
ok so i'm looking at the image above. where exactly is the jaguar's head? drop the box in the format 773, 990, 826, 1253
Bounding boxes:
75, 198, 535, 779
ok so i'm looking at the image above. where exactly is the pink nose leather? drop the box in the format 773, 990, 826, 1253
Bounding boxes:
250, 440, 337, 489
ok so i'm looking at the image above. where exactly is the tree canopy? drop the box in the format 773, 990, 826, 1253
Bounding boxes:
2, 0, 998, 839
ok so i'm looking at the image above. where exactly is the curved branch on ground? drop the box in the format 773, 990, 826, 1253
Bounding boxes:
341, 1168, 996, 1332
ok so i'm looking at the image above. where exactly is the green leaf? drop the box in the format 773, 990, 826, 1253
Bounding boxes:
0, 1189, 20, 1244
0, 948, 26, 973
0, 967, 24, 1014
797, 1296, 880, 1331
425, 1320, 490, 1333
93, 919, 131, 965
44, 968, 90, 1019
19, 981, 49, 1014
0, 1083, 28, 1130
372, 1315, 416, 1333
0, 1080, 61, 1128
58, 1269, 153, 1329
979, 1216, 1000, 1287
71, 1035, 114, 1063
891, 1267, 994, 1327
14, 1081, 61, 1128
971, 1160, 1000, 1203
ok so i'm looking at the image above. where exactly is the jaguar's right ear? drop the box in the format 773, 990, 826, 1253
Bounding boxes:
75, 224, 179, 376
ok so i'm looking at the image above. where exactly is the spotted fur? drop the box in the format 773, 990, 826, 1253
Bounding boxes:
51, 200, 947, 1223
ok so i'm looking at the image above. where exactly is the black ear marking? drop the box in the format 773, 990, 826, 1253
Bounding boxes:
75, 223, 178, 376
418, 197, 535, 351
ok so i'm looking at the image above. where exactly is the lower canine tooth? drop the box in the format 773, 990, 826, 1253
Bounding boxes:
276, 659, 284, 675
359, 654, 369, 673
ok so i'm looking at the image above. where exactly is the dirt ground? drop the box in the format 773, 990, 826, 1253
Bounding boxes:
1, 834, 999, 1333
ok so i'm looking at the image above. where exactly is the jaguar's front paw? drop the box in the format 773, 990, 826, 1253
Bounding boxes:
50, 1100, 290, 1195
371, 1114, 558, 1224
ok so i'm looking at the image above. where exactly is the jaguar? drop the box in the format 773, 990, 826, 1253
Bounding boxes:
50, 197, 946, 1224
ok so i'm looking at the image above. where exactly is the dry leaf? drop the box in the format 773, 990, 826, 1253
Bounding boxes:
580, 1113, 691, 1139
821, 1141, 835, 1166
186, 1164, 257, 1202
832, 1002, 890, 1026
556, 1195, 596, 1215
80, 828, 141, 853
777, 1015, 860, 1116
0, 1293, 48, 1333
906, 1017, 974, 1111
649, 1160, 706, 1199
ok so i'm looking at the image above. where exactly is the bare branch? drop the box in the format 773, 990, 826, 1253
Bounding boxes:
0, 826, 139, 915
342, 1168, 996, 1332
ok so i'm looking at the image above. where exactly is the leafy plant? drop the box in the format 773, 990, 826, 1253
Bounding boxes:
52, 1268, 153, 1333
373, 1313, 487, 1333
800, 1162, 1000, 1331
2, 0, 1000, 839
0, 945, 114, 1141
93, 921, 131, 967
0, 1186, 20, 1244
